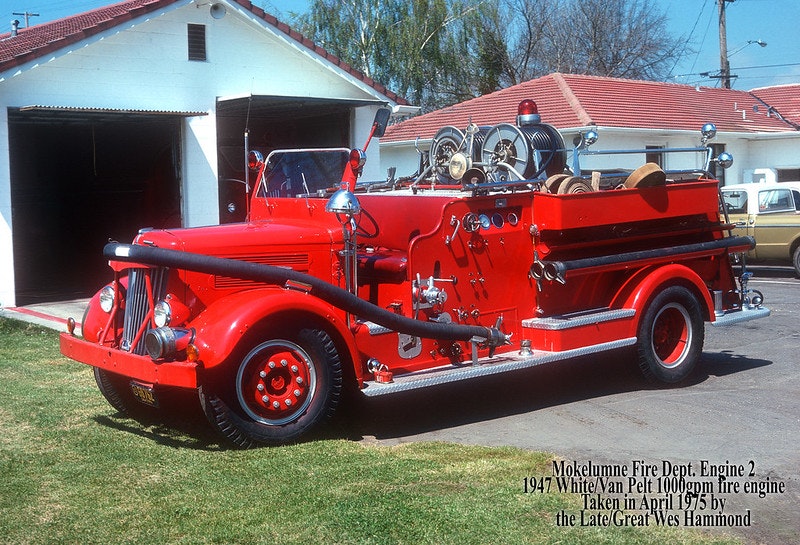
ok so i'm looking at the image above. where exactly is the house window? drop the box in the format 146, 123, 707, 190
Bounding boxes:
188, 24, 206, 61
709, 143, 726, 184
645, 145, 664, 168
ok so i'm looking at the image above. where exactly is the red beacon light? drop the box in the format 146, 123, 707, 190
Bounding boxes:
516, 99, 541, 126
247, 150, 264, 171
349, 148, 367, 171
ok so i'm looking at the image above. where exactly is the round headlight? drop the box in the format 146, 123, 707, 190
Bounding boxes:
99, 285, 116, 313
153, 300, 172, 328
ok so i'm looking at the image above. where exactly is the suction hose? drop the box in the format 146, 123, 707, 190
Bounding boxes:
540, 236, 756, 281
104, 243, 508, 346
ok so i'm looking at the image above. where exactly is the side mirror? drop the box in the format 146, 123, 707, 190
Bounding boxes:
372, 108, 391, 138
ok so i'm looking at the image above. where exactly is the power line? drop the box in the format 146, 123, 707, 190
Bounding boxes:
11, 11, 39, 27
730, 62, 800, 71
667, 0, 711, 79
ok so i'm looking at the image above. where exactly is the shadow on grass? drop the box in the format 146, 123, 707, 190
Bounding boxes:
91, 387, 232, 450
93, 413, 228, 450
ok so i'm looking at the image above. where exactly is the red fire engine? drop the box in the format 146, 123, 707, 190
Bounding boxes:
60, 101, 769, 447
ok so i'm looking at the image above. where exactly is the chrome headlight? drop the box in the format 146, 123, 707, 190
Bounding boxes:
99, 285, 116, 313
145, 327, 194, 360
153, 300, 172, 328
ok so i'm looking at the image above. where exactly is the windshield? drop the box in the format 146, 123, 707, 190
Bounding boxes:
256, 149, 350, 198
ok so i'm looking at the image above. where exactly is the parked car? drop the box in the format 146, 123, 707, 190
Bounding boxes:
721, 182, 800, 275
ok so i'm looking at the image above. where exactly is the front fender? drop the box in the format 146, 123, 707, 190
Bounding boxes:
610, 264, 714, 325
189, 288, 359, 376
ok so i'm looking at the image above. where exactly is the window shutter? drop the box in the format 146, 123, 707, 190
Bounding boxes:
188, 24, 206, 61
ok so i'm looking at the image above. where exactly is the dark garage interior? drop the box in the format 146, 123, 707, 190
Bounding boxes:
8, 98, 370, 305
9, 109, 183, 305
215, 97, 354, 223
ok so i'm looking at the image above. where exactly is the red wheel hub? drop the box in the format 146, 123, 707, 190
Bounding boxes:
652, 304, 690, 367
237, 341, 316, 425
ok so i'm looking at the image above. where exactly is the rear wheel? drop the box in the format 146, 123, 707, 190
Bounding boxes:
200, 328, 342, 447
636, 286, 704, 383
792, 245, 800, 277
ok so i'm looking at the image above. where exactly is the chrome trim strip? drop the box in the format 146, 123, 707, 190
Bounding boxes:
360, 321, 393, 336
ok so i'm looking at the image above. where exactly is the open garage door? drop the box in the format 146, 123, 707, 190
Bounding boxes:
8, 107, 195, 305
216, 96, 381, 222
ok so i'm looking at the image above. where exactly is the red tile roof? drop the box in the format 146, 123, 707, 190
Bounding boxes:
751, 84, 800, 129
0, 0, 174, 70
383, 73, 797, 143
0, 0, 407, 105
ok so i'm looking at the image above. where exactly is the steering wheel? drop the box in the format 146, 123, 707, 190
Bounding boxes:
354, 208, 379, 239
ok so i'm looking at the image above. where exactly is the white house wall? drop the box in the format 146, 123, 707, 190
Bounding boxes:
0, 106, 12, 308
380, 143, 424, 180
0, 1, 396, 306
748, 138, 800, 174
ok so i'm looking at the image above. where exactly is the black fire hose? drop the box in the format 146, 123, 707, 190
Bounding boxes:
103, 243, 508, 346
540, 235, 755, 281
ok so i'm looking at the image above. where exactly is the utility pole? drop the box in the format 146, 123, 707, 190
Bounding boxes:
12, 11, 39, 28
718, 0, 734, 88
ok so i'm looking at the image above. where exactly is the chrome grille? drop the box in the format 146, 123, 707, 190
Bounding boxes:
121, 267, 168, 354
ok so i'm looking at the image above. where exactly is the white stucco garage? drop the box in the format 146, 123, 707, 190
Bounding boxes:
0, 0, 412, 306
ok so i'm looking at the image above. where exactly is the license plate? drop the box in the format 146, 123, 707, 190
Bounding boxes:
130, 381, 158, 407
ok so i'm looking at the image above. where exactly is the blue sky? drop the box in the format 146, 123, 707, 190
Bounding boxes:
2, 0, 797, 90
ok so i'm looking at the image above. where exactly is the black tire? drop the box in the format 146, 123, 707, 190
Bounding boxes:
94, 367, 133, 415
200, 328, 342, 447
792, 245, 800, 278
636, 286, 704, 384
93, 367, 163, 419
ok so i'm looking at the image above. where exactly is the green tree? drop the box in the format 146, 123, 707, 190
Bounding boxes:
292, 0, 688, 111
295, 0, 498, 111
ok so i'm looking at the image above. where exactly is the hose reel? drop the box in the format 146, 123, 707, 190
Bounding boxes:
429, 125, 489, 183
481, 123, 566, 181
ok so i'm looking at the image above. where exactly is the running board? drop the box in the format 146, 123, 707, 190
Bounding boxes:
360, 337, 637, 397
522, 307, 636, 330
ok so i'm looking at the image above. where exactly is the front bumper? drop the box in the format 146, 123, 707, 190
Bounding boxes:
60, 333, 199, 388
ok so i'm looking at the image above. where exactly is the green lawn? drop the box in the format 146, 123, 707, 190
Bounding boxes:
0, 318, 739, 544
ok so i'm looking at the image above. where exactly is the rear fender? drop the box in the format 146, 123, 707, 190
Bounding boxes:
190, 288, 360, 379
610, 264, 714, 329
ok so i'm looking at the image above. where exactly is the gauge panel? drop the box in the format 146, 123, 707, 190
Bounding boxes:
462, 206, 523, 234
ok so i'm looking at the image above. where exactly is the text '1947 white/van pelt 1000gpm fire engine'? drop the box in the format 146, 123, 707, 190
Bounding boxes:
60, 100, 769, 447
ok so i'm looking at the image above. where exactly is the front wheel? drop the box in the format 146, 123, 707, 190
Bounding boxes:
200, 328, 342, 447
94, 367, 137, 415
636, 286, 705, 384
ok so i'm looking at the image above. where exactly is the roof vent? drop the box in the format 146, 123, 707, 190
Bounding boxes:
10, 19, 19, 37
